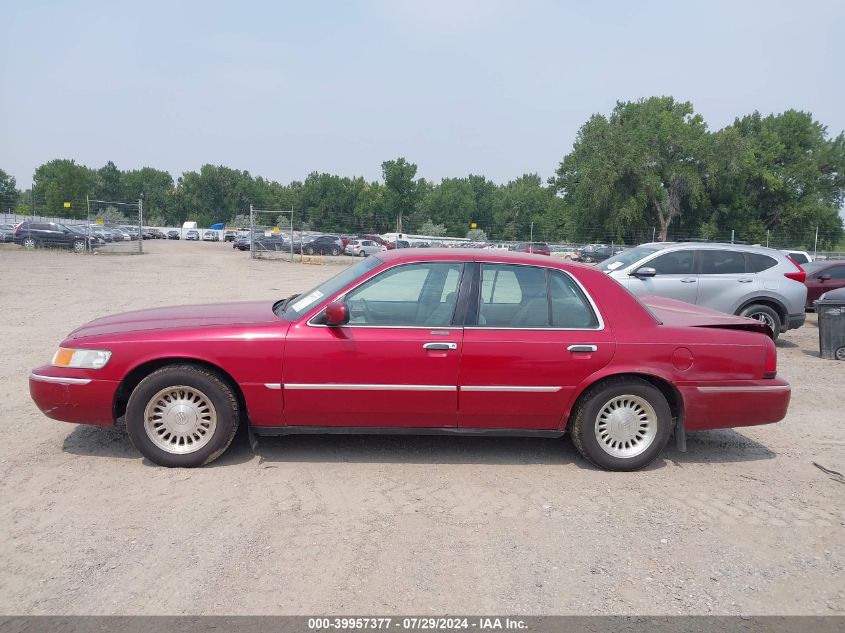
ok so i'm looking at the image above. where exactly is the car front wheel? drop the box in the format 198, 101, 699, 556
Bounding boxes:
569, 377, 672, 471
72, 239, 86, 253
22, 237, 37, 249
125, 365, 240, 467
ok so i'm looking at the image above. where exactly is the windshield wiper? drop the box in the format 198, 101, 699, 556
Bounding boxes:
277, 293, 300, 314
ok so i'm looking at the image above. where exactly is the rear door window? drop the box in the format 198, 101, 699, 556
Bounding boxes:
699, 250, 746, 274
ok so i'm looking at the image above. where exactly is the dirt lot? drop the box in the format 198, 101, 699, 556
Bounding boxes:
0, 240, 843, 616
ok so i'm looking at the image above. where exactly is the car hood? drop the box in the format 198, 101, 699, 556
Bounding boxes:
67, 300, 280, 339
642, 296, 770, 334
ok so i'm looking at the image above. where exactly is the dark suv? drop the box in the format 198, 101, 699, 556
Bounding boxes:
14, 222, 98, 252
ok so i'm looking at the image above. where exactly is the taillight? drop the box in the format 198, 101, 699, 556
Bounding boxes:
763, 336, 777, 378
784, 257, 806, 283
14, 223, 22, 236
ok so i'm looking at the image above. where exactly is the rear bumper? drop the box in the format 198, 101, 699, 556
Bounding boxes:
785, 312, 806, 331
680, 378, 791, 431
29, 366, 118, 426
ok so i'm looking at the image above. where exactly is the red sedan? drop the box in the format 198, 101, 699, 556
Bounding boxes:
802, 260, 845, 308
29, 249, 790, 470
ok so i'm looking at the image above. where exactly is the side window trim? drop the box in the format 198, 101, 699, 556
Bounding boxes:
467, 263, 604, 331
308, 261, 468, 329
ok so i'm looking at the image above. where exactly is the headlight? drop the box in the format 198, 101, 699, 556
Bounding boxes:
51, 348, 112, 369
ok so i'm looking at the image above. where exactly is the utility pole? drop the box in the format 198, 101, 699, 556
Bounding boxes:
766, 229, 770, 248
731, 229, 735, 244
250, 204, 255, 260
138, 197, 144, 254
814, 226, 819, 259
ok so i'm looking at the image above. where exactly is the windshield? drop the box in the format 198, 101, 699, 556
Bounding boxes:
276, 256, 382, 321
597, 246, 661, 271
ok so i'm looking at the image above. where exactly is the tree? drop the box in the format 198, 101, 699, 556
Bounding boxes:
123, 167, 175, 224
492, 174, 558, 241
95, 161, 124, 202
419, 219, 447, 236
706, 111, 845, 248
0, 169, 19, 213
382, 158, 420, 233
555, 97, 708, 242
32, 159, 96, 218
466, 228, 488, 241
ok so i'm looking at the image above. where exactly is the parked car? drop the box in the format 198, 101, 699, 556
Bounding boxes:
802, 261, 845, 309
112, 228, 131, 241
359, 234, 394, 250
576, 244, 624, 263
167, 230, 180, 240
203, 230, 219, 242
13, 221, 100, 252
253, 235, 290, 251
0, 223, 16, 243
394, 240, 411, 249
150, 229, 167, 239
513, 242, 551, 256
597, 242, 807, 339
185, 230, 200, 241
29, 248, 791, 470
780, 250, 813, 265
223, 231, 237, 242
299, 235, 343, 255
345, 239, 385, 257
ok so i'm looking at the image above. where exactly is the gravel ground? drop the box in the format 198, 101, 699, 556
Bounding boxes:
0, 240, 843, 615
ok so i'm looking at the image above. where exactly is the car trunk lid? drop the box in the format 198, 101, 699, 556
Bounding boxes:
642, 296, 771, 335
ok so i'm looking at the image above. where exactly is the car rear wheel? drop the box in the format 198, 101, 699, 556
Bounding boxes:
304, 246, 314, 255
71, 239, 86, 253
22, 237, 37, 249
569, 377, 672, 471
331, 247, 340, 256
738, 304, 781, 340
125, 365, 239, 467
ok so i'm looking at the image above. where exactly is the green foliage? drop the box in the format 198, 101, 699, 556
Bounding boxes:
382, 158, 421, 232
466, 228, 488, 241
554, 97, 708, 242
33, 159, 96, 218
418, 219, 448, 236
0, 168, 19, 212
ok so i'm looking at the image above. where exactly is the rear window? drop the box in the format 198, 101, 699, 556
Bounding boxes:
786, 252, 809, 264
745, 253, 778, 273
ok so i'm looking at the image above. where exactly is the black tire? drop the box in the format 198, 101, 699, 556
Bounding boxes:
569, 377, 672, 471
305, 246, 314, 255
331, 247, 340, 256
22, 237, 37, 249
738, 304, 781, 340
125, 364, 240, 467
71, 239, 86, 253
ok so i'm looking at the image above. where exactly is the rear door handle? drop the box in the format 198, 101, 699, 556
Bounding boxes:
679, 278, 697, 283
423, 342, 458, 350
567, 344, 597, 353
737, 278, 753, 283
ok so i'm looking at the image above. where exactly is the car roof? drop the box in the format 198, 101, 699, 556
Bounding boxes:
376, 247, 593, 269
632, 241, 788, 256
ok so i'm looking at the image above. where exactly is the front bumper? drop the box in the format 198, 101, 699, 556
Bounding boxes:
29, 366, 119, 426
680, 378, 791, 431
785, 312, 806, 331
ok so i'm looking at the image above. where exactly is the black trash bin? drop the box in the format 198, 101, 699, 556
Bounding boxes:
815, 287, 845, 360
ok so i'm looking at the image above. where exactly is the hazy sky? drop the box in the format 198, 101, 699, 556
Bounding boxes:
2, 0, 844, 188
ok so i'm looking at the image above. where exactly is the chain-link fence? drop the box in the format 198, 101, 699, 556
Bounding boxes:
248, 205, 297, 261
85, 199, 143, 254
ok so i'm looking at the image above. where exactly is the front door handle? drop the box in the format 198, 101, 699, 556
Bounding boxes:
737, 278, 753, 283
679, 278, 697, 283
423, 342, 458, 350
567, 344, 597, 353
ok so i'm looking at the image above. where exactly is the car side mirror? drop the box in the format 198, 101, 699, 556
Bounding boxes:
820, 274, 831, 282
631, 266, 657, 278
325, 301, 350, 326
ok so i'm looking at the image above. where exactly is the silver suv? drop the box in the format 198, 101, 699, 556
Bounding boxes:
597, 242, 808, 339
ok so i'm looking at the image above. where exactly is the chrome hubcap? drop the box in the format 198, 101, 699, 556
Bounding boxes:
748, 311, 776, 332
594, 394, 658, 458
73, 241, 85, 252
143, 386, 217, 454
23, 238, 35, 248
